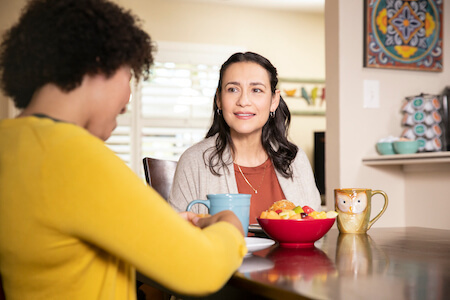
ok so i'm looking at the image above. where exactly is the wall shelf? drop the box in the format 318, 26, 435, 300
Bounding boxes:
362, 151, 450, 166
278, 77, 325, 84
278, 77, 326, 116
291, 108, 325, 116
285, 98, 325, 116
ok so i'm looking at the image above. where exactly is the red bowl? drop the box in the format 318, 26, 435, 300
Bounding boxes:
257, 218, 336, 248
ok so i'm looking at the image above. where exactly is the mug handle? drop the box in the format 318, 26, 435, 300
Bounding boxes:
367, 190, 389, 230
186, 200, 210, 212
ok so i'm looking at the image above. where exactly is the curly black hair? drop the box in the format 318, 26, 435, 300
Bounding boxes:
0, 0, 154, 109
205, 52, 298, 178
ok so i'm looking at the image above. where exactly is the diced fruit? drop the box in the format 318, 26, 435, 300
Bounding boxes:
309, 211, 318, 218
309, 211, 327, 219
278, 211, 289, 219
279, 210, 296, 219
293, 206, 304, 214
302, 206, 315, 214
326, 211, 339, 219
318, 211, 327, 219
259, 201, 337, 221
289, 213, 302, 220
267, 210, 281, 219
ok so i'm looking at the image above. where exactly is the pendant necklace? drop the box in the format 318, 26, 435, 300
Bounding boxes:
236, 162, 268, 194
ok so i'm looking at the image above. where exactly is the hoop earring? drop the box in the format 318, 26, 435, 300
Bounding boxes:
217, 109, 222, 115
270, 111, 275, 118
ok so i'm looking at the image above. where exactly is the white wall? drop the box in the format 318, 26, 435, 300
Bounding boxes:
326, 0, 450, 229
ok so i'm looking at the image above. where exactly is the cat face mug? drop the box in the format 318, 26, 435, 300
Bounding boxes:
334, 188, 388, 234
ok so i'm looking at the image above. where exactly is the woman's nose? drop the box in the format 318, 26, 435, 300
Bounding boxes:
236, 90, 251, 106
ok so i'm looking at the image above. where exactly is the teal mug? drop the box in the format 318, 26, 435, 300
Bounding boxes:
186, 194, 251, 236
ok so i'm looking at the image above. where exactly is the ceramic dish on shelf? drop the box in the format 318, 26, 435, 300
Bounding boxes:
393, 140, 419, 154
376, 141, 395, 155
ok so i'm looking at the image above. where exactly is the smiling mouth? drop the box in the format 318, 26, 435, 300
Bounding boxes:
235, 113, 255, 117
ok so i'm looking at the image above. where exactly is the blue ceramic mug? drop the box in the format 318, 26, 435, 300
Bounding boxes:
186, 194, 251, 236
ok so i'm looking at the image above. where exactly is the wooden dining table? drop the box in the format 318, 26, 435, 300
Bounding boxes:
137, 227, 450, 299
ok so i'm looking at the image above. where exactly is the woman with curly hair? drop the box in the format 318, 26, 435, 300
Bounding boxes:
0, 0, 246, 299
169, 52, 321, 225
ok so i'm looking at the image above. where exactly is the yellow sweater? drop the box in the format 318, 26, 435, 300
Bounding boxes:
0, 116, 246, 300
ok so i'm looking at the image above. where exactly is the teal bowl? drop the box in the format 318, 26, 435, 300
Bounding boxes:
376, 142, 395, 155
393, 140, 419, 154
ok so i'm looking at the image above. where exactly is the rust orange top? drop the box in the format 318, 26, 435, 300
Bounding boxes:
234, 159, 285, 224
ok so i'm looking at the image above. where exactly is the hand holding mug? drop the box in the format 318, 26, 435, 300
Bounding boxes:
186, 194, 251, 236
195, 210, 245, 236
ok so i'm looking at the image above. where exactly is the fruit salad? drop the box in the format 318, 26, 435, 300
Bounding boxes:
259, 200, 338, 220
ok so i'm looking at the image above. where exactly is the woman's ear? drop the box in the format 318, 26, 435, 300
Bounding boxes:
270, 89, 281, 112
215, 89, 222, 109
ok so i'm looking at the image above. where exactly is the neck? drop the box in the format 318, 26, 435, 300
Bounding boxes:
231, 131, 267, 167
19, 83, 88, 127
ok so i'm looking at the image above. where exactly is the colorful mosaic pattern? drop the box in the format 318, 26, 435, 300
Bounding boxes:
364, 0, 443, 71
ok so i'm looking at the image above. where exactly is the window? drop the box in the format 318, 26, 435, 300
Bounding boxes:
106, 41, 245, 178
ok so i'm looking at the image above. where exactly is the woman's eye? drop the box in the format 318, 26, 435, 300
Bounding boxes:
227, 87, 238, 93
253, 88, 262, 93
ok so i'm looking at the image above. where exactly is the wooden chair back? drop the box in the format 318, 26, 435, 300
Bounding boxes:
141, 158, 177, 299
142, 157, 177, 201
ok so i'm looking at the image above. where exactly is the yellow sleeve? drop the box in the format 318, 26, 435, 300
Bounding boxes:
42, 130, 247, 296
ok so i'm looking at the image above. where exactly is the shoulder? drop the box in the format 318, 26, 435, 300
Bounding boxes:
292, 147, 309, 166
288, 147, 315, 179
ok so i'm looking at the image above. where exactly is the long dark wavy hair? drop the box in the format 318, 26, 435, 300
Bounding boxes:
205, 52, 298, 178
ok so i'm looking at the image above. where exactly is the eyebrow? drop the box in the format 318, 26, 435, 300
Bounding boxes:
225, 81, 266, 88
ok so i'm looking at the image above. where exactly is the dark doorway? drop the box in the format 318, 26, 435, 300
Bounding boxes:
314, 131, 325, 205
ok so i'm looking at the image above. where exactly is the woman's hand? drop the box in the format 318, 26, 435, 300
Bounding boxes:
178, 210, 245, 236
178, 211, 200, 224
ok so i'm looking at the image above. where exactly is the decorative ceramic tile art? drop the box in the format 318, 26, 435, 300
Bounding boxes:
364, 0, 443, 72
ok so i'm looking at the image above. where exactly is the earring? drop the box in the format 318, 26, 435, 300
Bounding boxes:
270, 111, 275, 118
217, 108, 222, 115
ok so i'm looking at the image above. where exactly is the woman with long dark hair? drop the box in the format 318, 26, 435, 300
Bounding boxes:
169, 52, 321, 225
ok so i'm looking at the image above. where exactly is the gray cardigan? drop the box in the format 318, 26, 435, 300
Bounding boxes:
168, 136, 321, 214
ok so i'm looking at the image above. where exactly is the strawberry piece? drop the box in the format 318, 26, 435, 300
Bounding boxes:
302, 206, 315, 214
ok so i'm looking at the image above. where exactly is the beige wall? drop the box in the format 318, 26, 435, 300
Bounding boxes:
326, 0, 450, 229
117, 0, 325, 79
